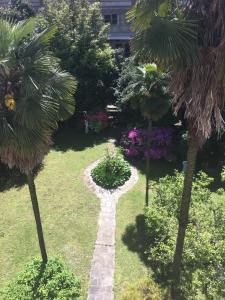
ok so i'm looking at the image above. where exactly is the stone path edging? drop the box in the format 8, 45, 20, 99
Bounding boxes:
84, 160, 138, 300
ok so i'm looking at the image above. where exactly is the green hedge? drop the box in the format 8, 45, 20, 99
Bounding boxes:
0, 257, 81, 300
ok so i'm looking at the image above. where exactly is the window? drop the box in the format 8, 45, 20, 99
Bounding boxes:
125, 43, 131, 57
115, 44, 123, 49
104, 14, 118, 25
112, 14, 118, 25
104, 15, 111, 23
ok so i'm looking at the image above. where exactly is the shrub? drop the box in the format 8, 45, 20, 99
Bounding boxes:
120, 127, 175, 160
0, 257, 81, 300
144, 171, 225, 299
0, 0, 35, 21
118, 278, 165, 300
91, 152, 131, 189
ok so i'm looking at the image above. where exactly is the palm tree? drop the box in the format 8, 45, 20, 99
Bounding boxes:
117, 62, 170, 206
0, 18, 77, 263
130, 64, 170, 206
128, 0, 225, 297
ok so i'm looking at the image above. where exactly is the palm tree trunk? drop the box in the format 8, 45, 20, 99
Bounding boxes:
145, 119, 152, 207
27, 172, 48, 263
171, 134, 198, 299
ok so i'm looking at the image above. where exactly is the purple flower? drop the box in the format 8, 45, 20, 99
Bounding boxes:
125, 148, 139, 157
121, 126, 174, 160
128, 129, 139, 139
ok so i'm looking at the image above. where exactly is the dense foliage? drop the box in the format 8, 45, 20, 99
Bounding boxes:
118, 278, 165, 300
91, 152, 131, 189
120, 127, 174, 159
0, 18, 76, 174
0, 257, 81, 300
144, 171, 225, 299
115, 58, 171, 118
37, 0, 118, 112
0, 0, 35, 21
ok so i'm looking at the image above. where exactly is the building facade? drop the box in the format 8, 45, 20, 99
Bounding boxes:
1, 0, 42, 9
89, 0, 134, 55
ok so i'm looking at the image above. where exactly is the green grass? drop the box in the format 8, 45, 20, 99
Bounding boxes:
0, 131, 110, 299
115, 160, 179, 298
2, 128, 222, 300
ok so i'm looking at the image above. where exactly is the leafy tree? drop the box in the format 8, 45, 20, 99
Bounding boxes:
0, 18, 76, 263
144, 171, 225, 299
116, 59, 170, 206
129, 0, 225, 297
37, 0, 117, 112
0, 0, 35, 21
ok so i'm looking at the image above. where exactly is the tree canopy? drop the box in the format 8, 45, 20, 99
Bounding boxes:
0, 18, 76, 174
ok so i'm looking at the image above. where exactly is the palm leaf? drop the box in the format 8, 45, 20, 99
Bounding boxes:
0, 18, 76, 173
133, 17, 198, 65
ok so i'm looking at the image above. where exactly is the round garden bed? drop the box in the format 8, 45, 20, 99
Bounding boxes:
91, 153, 131, 189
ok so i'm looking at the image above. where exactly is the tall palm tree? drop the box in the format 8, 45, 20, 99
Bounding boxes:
117, 62, 170, 206
128, 0, 225, 297
0, 18, 77, 263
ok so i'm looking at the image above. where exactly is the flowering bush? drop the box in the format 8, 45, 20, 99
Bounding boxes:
120, 127, 174, 160
82, 111, 109, 132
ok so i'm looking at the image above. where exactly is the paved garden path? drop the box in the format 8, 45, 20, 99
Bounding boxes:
84, 153, 138, 300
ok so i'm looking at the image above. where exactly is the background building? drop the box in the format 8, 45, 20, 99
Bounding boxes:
89, 0, 134, 55
1, 0, 42, 9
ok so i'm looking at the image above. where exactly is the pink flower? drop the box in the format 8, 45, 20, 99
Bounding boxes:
128, 129, 139, 139
125, 148, 139, 157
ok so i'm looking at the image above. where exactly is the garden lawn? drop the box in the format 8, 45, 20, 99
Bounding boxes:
0, 131, 109, 300
115, 160, 179, 298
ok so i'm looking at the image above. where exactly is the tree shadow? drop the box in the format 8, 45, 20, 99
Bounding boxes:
53, 126, 121, 152
125, 157, 180, 181
122, 214, 151, 267
31, 262, 46, 298
126, 155, 224, 192
122, 214, 171, 287
0, 163, 43, 192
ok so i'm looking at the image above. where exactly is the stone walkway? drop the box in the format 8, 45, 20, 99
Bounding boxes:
84, 160, 138, 300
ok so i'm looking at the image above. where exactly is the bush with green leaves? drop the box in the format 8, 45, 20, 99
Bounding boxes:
0, 0, 35, 21
91, 152, 131, 189
36, 0, 119, 112
144, 171, 225, 299
0, 257, 81, 300
118, 278, 165, 300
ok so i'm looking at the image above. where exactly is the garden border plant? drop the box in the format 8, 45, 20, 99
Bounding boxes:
0, 257, 81, 300
91, 151, 131, 190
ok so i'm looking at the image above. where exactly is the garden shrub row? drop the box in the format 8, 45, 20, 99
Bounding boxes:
143, 171, 225, 299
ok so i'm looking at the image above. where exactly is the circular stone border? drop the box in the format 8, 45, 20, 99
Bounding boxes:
84, 159, 138, 203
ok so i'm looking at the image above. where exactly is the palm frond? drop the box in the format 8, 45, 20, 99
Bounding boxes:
132, 17, 198, 65
128, 0, 175, 29
0, 18, 76, 173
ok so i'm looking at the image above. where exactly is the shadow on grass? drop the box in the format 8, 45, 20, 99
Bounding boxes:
32, 262, 46, 298
53, 126, 122, 152
125, 157, 180, 181
126, 155, 224, 192
122, 214, 171, 288
0, 163, 43, 192
122, 214, 150, 267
